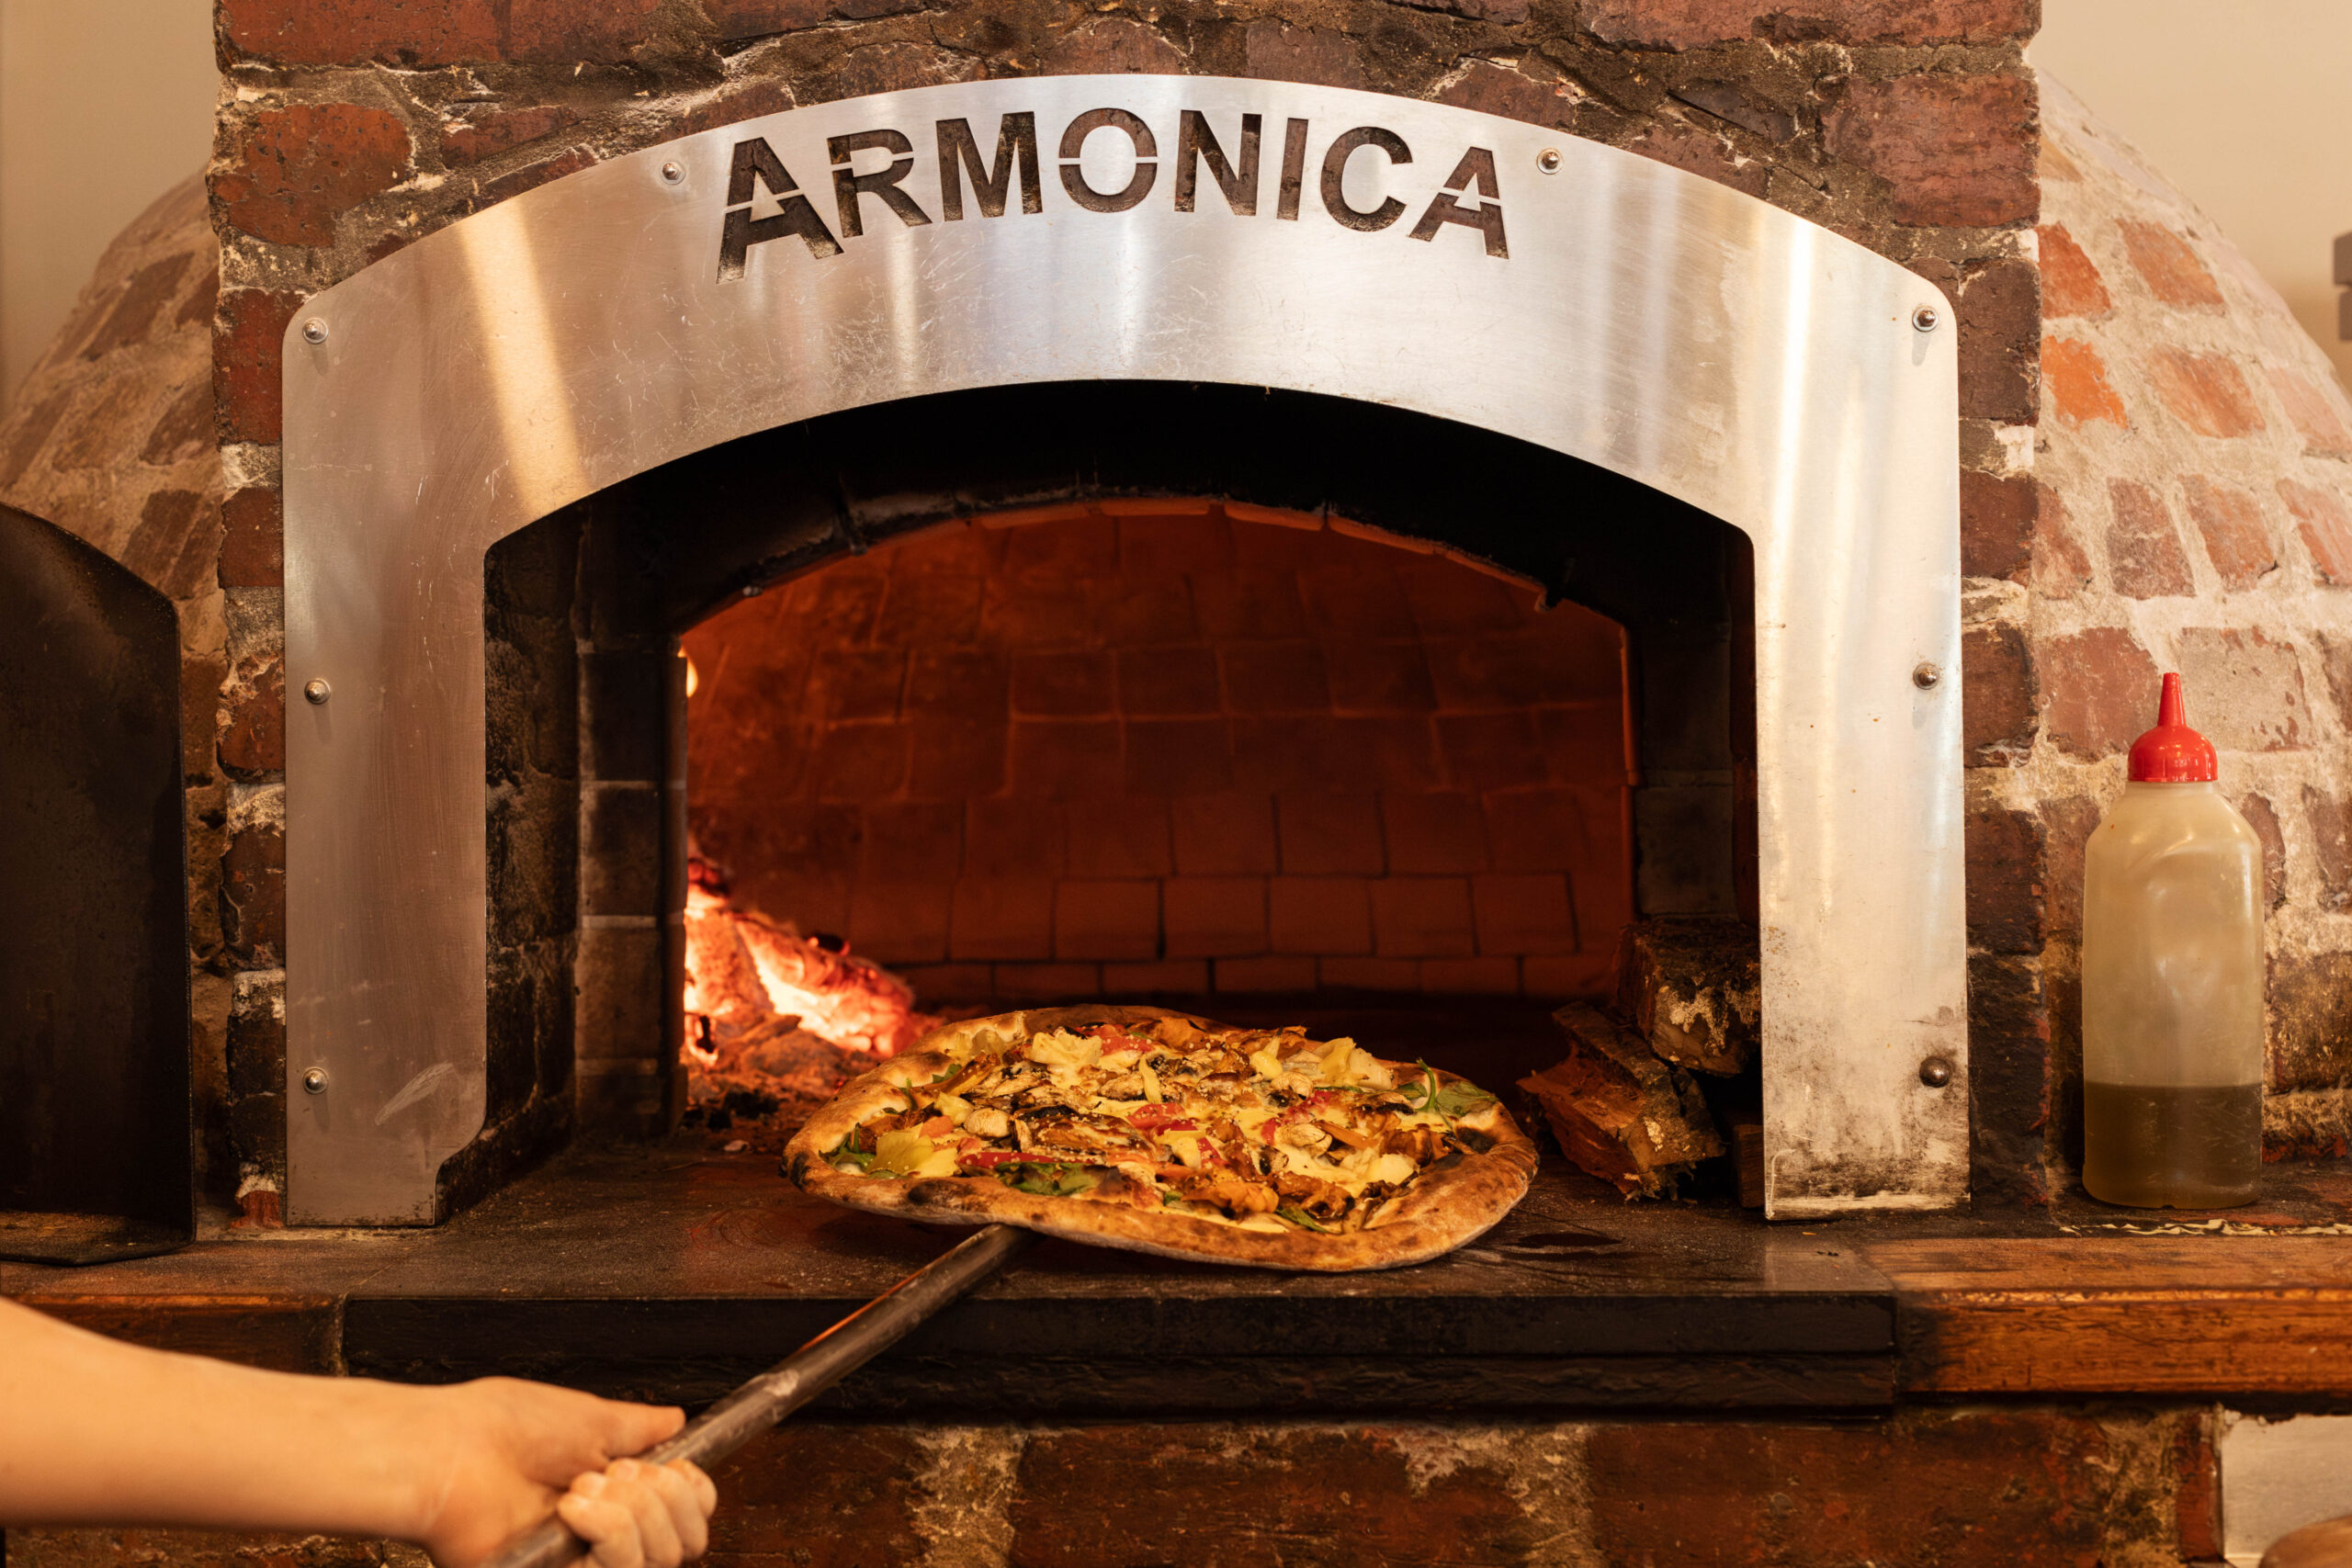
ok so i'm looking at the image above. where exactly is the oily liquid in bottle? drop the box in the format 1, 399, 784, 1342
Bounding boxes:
2080, 673, 2264, 1209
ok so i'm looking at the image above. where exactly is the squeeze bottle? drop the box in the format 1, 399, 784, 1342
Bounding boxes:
2080, 672, 2264, 1208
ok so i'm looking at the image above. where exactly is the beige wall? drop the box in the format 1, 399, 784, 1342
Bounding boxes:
2033, 0, 2352, 391
0, 0, 214, 402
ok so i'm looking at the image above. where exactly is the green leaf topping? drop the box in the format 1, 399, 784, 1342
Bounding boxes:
997, 1162, 1099, 1197
1396, 1060, 1497, 1124
1273, 1204, 1333, 1234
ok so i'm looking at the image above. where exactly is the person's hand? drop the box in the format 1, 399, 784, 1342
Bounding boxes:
402, 1377, 716, 1568
556, 1458, 718, 1568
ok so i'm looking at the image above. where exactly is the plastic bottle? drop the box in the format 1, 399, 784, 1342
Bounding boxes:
2081, 672, 2265, 1209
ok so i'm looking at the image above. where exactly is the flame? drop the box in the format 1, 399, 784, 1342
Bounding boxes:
682, 878, 933, 1074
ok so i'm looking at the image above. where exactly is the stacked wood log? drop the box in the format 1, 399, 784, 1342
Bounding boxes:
1519, 919, 1759, 1200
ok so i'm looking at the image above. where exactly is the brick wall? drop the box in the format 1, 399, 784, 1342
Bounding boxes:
684, 505, 1631, 1004
2012, 78, 2352, 1181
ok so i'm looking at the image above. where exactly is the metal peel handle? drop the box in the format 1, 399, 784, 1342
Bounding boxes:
481, 1223, 1033, 1568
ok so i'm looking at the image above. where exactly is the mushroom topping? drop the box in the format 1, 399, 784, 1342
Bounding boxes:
964, 1106, 1012, 1140
1276, 1121, 1332, 1154
1098, 1071, 1145, 1100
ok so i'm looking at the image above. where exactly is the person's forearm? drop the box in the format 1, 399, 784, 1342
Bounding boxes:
0, 1298, 435, 1538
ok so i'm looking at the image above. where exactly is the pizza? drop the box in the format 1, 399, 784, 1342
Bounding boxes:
782, 1005, 1537, 1270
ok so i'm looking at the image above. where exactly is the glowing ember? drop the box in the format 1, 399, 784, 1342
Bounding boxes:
682, 856, 934, 1114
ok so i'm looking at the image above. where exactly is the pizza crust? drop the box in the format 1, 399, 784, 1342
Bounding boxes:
782, 1005, 1539, 1271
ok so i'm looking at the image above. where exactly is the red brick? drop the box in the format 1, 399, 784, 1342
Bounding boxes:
876, 574, 983, 646
1381, 792, 1487, 874
1063, 796, 1171, 877
1628, 122, 1770, 201
1957, 257, 2039, 424
88, 255, 195, 364
2038, 222, 2110, 318
2117, 220, 2223, 308
1276, 793, 1385, 874
905, 719, 1006, 798
707, 0, 920, 41
1963, 623, 2034, 765
1397, 561, 1522, 633
439, 104, 580, 166
2104, 479, 2193, 599
222, 825, 286, 964
217, 104, 412, 246
1011, 720, 1122, 798
1472, 872, 1577, 954
2176, 1415, 2222, 1561
1961, 469, 2032, 581
1220, 642, 1330, 713
1345, 716, 1443, 790
1118, 513, 1233, 576
220, 656, 286, 774
2145, 349, 2265, 438
2238, 792, 2290, 911
1192, 571, 1306, 639
2039, 795, 2101, 938
2041, 626, 2159, 761
1115, 646, 1219, 715
811, 723, 910, 799
1162, 876, 1267, 957
1437, 712, 1549, 788
1532, 705, 1627, 779
1269, 876, 1373, 954
1041, 15, 1187, 73
1298, 567, 1416, 637
671, 76, 797, 139
1483, 788, 1602, 874
2279, 479, 2352, 585
181, 652, 226, 781
893, 963, 993, 1003
215, 288, 304, 445
1822, 73, 2037, 228
1012, 650, 1114, 716
1318, 956, 1421, 990
1246, 20, 1375, 92
1419, 956, 1522, 993
1586, 1411, 2129, 1567
477, 145, 595, 206
1097, 578, 1198, 646
2175, 626, 2312, 752
707, 1425, 928, 1563
1011, 1427, 1545, 1567
219, 489, 282, 589
1582, 0, 2034, 47
859, 801, 961, 880
2181, 476, 2275, 590
1102, 959, 1208, 995
2266, 366, 2352, 457
222, 0, 496, 63
2033, 481, 2096, 599
1170, 795, 1278, 875
1524, 952, 1614, 996
1213, 955, 1319, 991
1055, 880, 1159, 961
993, 962, 1102, 998
1371, 877, 1476, 957
1321, 641, 1437, 712
963, 798, 1061, 878
846, 880, 948, 963
808, 649, 902, 721
2042, 336, 2127, 428
1125, 717, 1234, 795
1965, 806, 2044, 954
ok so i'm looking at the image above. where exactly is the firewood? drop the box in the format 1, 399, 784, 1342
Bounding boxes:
1518, 1004, 1724, 1199
1614, 919, 1760, 1077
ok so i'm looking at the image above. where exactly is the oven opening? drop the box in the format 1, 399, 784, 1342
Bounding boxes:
483, 380, 1758, 1200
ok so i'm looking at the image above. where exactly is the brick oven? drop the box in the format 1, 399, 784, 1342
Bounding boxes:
10, 4, 2352, 1563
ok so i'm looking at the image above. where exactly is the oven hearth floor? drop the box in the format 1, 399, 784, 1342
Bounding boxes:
9, 1147, 2352, 1411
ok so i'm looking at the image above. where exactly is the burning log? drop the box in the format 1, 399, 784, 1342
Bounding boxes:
1518, 1003, 1724, 1199
684, 857, 937, 1125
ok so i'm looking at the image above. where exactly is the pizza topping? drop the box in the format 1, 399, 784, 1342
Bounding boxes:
822, 1013, 1499, 1231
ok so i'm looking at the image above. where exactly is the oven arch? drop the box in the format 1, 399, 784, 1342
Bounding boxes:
281, 74, 1963, 1224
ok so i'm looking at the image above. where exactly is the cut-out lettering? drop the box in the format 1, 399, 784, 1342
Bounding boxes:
719, 136, 843, 280
1058, 107, 1159, 213
937, 114, 1043, 220
1174, 109, 1261, 216
829, 128, 933, 238
1276, 118, 1309, 221
1408, 147, 1508, 258
1319, 126, 1410, 231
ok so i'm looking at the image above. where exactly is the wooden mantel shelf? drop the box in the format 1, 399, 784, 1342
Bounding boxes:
6, 1148, 2351, 1410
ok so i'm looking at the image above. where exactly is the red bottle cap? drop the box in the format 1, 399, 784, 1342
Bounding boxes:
2128, 671, 2217, 783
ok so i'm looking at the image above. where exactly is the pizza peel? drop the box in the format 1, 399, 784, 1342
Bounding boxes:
480, 1222, 1033, 1568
